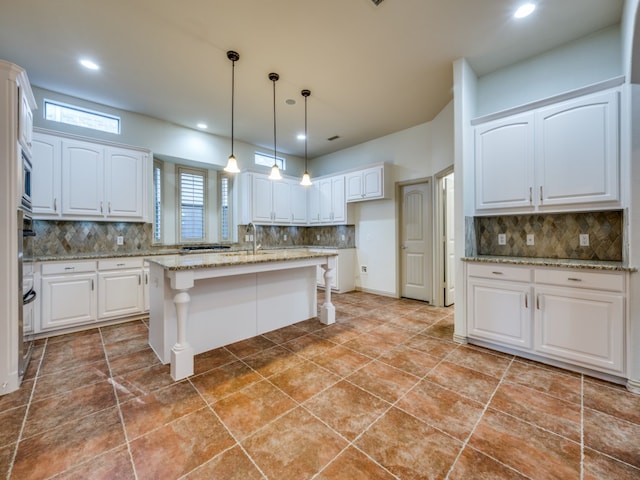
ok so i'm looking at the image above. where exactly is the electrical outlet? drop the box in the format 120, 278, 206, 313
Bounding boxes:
341, 234, 345, 241
498, 233, 506, 245
316, 234, 320, 241
249, 234, 254, 241
579, 234, 589, 247
244, 234, 249, 242
361, 265, 368, 273
116, 236, 124, 245
283, 234, 287, 241
526, 234, 534, 246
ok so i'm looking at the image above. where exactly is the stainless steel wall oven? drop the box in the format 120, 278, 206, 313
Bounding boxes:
18, 205, 35, 378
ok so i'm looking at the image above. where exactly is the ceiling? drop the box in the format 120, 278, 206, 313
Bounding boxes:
0, 0, 624, 159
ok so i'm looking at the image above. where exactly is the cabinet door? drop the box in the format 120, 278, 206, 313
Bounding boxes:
535, 286, 624, 373
331, 176, 346, 223
536, 90, 619, 207
475, 113, 534, 211
290, 182, 308, 224
98, 269, 143, 319
252, 175, 274, 222
362, 167, 383, 199
346, 172, 363, 201
32, 133, 62, 216
41, 273, 97, 330
105, 147, 145, 218
61, 140, 104, 217
272, 180, 291, 223
17, 79, 34, 155
467, 277, 532, 349
319, 178, 334, 223
308, 183, 321, 224
143, 266, 150, 312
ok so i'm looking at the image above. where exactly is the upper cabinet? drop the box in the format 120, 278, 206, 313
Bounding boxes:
16, 74, 34, 156
32, 131, 150, 222
241, 172, 310, 225
474, 88, 620, 214
309, 175, 347, 225
346, 165, 386, 202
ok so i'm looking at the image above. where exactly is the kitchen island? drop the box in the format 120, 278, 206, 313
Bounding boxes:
146, 249, 337, 380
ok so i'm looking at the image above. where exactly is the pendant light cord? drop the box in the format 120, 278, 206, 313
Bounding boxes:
231, 58, 235, 156
272, 77, 277, 164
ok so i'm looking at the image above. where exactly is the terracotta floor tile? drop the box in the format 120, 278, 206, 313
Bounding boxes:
183, 445, 264, 480
469, 409, 581, 479
491, 381, 581, 442
0, 405, 26, 448
426, 361, 500, 404
0, 379, 33, 413
32, 359, 110, 401
193, 346, 236, 375
293, 317, 327, 333
11, 407, 125, 480
370, 323, 415, 344
397, 380, 484, 440
342, 331, 399, 358
386, 314, 431, 333
242, 345, 304, 378
213, 380, 296, 439
130, 408, 235, 480
100, 320, 148, 344
335, 304, 372, 319
225, 335, 277, 358
107, 347, 161, 376
377, 344, 439, 377
46, 328, 100, 345
583, 447, 640, 480
39, 333, 105, 375
52, 445, 135, 480
111, 362, 174, 403
347, 359, 420, 403
0, 443, 14, 479
242, 407, 347, 480
347, 315, 387, 331
448, 446, 529, 480
120, 380, 206, 439
404, 333, 457, 359
505, 360, 582, 404
23, 343, 44, 381
190, 361, 262, 404
261, 324, 308, 344
584, 407, 640, 468
356, 407, 462, 480
104, 334, 149, 359
269, 360, 340, 403
311, 344, 371, 377
402, 308, 448, 325
313, 322, 362, 344
445, 344, 512, 378
584, 380, 640, 425
422, 320, 456, 341
315, 446, 395, 480
283, 333, 338, 359
304, 380, 389, 440
23, 380, 117, 439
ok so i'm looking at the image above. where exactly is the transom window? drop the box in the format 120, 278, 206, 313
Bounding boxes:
44, 99, 120, 134
255, 152, 285, 171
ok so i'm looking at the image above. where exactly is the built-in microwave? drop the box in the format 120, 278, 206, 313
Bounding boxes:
21, 148, 32, 211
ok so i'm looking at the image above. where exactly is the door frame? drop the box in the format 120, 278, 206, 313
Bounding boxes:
395, 177, 433, 302
434, 166, 454, 307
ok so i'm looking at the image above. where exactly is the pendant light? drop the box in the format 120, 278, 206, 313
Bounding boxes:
300, 89, 312, 186
223, 50, 241, 173
268, 72, 282, 180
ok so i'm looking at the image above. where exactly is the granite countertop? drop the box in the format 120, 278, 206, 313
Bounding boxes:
146, 249, 338, 271
462, 255, 637, 272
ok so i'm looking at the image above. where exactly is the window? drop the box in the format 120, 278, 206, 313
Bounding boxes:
255, 152, 285, 171
153, 160, 163, 242
178, 167, 206, 241
219, 173, 232, 241
44, 99, 120, 134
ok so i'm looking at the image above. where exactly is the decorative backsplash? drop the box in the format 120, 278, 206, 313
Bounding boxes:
237, 224, 356, 249
473, 210, 623, 261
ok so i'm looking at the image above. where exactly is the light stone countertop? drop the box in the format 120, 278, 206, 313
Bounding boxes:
462, 255, 637, 272
145, 249, 338, 271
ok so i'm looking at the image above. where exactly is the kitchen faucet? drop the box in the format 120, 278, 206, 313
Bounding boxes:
246, 222, 260, 254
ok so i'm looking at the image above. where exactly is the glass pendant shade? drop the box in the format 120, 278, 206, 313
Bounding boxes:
224, 154, 240, 173
300, 171, 312, 186
269, 164, 282, 180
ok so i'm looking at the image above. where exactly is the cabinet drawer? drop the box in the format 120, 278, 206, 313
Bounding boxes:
98, 258, 143, 270
41, 261, 96, 275
534, 268, 624, 292
467, 263, 532, 282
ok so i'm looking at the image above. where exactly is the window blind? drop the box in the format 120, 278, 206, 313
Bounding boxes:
179, 168, 205, 240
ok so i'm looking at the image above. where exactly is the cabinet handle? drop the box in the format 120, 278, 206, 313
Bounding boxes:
108, 202, 111, 214
491, 271, 503, 275
54, 198, 57, 212
529, 187, 532, 204
91, 279, 94, 290
100, 201, 103, 213
116, 263, 125, 267
525, 293, 528, 309
567, 277, 582, 282
138, 274, 141, 285
536, 294, 540, 310
64, 266, 75, 271
145, 273, 149, 285
539, 186, 543, 203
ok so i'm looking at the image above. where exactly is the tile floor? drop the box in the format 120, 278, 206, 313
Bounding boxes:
2, 291, 640, 479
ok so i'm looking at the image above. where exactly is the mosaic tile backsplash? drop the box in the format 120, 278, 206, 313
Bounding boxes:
474, 211, 623, 261
237, 224, 356, 250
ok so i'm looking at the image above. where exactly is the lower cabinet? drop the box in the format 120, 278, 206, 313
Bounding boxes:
312, 248, 356, 293
97, 259, 144, 319
466, 262, 626, 376
40, 261, 98, 331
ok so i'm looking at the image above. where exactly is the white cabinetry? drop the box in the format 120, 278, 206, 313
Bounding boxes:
32, 131, 149, 221
244, 173, 308, 225
466, 262, 627, 376
346, 165, 385, 202
309, 176, 346, 224
143, 263, 150, 312
312, 248, 356, 293
474, 89, 620, 214
40, 261, 98, 331
97, 258, 144, 319
466, 264, 532, 349
17, 74, 34, 155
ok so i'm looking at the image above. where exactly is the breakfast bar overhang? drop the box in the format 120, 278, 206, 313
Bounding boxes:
145, 249, 337, 380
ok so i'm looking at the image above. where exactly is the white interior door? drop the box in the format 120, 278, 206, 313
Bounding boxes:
444, 173, 455, 306
400, 182, 432, 302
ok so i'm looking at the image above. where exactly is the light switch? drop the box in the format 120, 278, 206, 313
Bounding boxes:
579, 234, 589, 247
498, 234, 506, 245
526, 234, 534, 246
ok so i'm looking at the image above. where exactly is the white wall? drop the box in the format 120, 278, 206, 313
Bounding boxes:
476, 25, 622, 117
311, 102, 454, 297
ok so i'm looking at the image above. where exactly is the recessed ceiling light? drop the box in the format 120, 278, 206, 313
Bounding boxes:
297, 133, 306, 140
79, 59, 100, 70
514, 3, 536, 19
285, 99, 296, 105
197, 123, 208, 129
